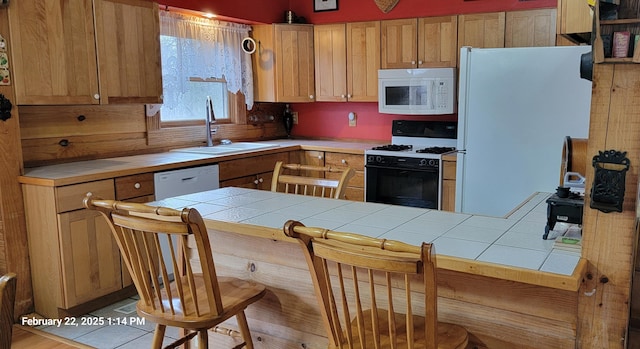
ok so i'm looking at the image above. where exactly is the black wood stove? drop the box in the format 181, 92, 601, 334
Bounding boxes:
543, 192, 584, 240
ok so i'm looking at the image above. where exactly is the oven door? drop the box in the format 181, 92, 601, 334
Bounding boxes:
365, 164, 441, 209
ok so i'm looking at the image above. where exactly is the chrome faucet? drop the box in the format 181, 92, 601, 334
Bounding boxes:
205, 96, 216, 147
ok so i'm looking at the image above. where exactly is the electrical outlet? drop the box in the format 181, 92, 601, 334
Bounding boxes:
292, 112, 298, 124
348, 112, 356, 127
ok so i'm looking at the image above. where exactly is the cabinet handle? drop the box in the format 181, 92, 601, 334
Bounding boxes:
318, 155, 323, 159
341, 159, 347, 165
93, 94, 100, 100
258, 177, 264, 183
418, 60, 423, 65
134, 183, 141, 189
77, 115, 86, 122
254, 179, 259, 184
411, 60, 416, 65
341, 94, 346, 98
309, 95, 314, 100
347, 94, 352, 99
59, 139, 70, 147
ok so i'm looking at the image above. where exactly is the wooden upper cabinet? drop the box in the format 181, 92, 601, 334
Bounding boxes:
557, 0, 593, 36
417, 16, 458, 68
382, 16, 457, 69
314, 22, 380, 102
505, 9, 557, 47
254, 24, 315, 103
8, 0, 162, 106
9, 0, 100, 105
275, 24, 316, 102
346, 21, 380, 102
314, 24, 347, 102
94, 0, 163, 104
381, 18, 418, 68
457, 12, 506, 52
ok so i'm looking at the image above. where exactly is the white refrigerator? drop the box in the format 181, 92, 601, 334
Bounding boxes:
455, 46, 592, 217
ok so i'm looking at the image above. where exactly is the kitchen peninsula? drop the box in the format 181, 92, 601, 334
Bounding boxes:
18, 141, 586, 348
160, 187, 585, 349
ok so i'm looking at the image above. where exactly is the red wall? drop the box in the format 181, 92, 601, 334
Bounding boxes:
160, 0, 557, 142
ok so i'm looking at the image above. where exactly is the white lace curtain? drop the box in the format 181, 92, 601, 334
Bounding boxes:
159, 11, 254, 110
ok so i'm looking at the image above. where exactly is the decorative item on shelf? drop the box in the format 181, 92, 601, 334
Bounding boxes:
314, 0, 338, 12
613, 31, 631, 58
0, 94, 11, 121
374, 0, 399, 13
590, 149, 630, 213
283, 104, 294, 138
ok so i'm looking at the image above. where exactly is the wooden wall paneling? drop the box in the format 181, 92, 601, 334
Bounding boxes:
0, 7, 33, 318
579, 63, 640, 349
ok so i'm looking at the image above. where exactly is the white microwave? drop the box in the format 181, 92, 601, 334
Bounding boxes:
378, 68, 456, 115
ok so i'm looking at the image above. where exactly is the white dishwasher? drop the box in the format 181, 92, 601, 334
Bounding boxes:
153, 164, 219, 279
154, 164, 219, 200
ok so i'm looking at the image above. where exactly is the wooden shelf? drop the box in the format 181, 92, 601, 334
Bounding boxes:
600, 18, 640, 25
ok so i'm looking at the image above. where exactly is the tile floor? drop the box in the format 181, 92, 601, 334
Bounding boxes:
25, 297, 181, 349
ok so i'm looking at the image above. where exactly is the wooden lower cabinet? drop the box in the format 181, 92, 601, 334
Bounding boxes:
58, 209, 122, 307
442, 157, 457, 211
219, 152, 289, 189
325, 152, 365, 201
23, 179, 135, 319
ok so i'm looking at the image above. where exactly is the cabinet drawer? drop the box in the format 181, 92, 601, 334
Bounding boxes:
56, 179, 115, 213
115, 173, 154, 200
443, 161, 457, 180
325, 152, 364, 170
327, 171, 364, 188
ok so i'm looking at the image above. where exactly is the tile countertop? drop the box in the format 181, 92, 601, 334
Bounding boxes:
18, 139, 385, 186
151, 187, 586, 292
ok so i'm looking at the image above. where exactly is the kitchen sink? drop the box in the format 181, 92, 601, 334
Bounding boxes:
171, 142, 280, 155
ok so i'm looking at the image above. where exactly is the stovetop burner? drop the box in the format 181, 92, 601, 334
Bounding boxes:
416, 146, 456, 154
371, 144, 413, 152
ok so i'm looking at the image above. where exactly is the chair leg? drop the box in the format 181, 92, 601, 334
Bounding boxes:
152, 324, 166, 349
197, 329, 208, 349
236, 311, 254, 349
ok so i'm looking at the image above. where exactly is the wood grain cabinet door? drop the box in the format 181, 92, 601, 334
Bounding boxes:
314, 24, 347, 102
417, 16, 458, 68
381, 18, 418, 69
8, 0, 100, 105
275, 24, 315, 102
505, 9, 557, 48
94, 0, 163, 104
346, 21, 380, 102
58, 209, 122, 308
457, 12, 506, 53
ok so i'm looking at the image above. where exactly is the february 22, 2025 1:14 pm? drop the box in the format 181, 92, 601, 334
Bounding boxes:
20, 315, 146, 327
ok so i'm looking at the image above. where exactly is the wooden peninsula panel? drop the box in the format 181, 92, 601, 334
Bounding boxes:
187, 220, 584, 349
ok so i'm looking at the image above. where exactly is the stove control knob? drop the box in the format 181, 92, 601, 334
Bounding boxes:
428, 159, 436, 166
376, 156, 382, 163
419, 159, 428, 166
367, 155, 375, 163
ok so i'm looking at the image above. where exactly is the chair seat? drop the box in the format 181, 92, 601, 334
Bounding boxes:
334, 309, 468, 349
137, 275, 266, 330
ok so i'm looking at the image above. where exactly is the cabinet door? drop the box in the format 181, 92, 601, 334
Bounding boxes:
275, 24, 315, 102
417, 16, 458, 68
457, 12, 506, 53
381, 18, 418, 69
9, 0, 100, 105
346, 21, 380, 102
314, 24, 347, 102
94, 0, 163, 104
505, 9, 557, 48
58, 209, 122, 308
558, 0, 593, 35
325, 152, 365, 201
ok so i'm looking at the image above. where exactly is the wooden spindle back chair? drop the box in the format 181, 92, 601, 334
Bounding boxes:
284, 220, 468, 349
84, 195, 266, 349
271, 161, 355, 199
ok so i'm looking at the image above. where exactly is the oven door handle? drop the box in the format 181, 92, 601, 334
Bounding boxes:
365, 164, 439, 173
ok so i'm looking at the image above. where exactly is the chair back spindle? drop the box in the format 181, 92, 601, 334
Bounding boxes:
284, 220, 468, 349
271, 161, 355, 200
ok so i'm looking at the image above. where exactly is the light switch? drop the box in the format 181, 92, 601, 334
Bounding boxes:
348, 112, 356, 127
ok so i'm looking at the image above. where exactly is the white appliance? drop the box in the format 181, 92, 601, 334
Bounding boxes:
455, 46, 592, 217
154, 164, 220, 200
378, 68, 456, 115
